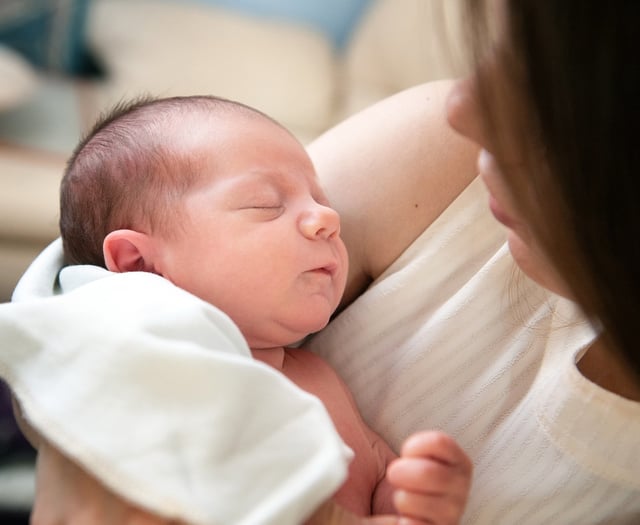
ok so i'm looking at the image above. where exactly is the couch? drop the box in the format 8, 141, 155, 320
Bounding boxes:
0, 0, 464, 303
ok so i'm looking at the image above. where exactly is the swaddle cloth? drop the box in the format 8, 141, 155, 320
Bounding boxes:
0, 240, 352, 525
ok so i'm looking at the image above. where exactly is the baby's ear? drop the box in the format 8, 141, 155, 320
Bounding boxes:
103, 230, 158, 273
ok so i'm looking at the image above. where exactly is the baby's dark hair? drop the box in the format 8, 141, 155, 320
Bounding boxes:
60, 94, 285, 267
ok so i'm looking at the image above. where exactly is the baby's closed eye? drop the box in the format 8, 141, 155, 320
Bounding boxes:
241, 203, 284, 220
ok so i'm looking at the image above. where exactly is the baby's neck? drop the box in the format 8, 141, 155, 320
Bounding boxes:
251, 347, 286, 370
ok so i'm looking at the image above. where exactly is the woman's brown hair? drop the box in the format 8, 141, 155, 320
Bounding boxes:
463, 1, 640, 379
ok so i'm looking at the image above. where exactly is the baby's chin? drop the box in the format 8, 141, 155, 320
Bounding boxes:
246, 315, 332, 349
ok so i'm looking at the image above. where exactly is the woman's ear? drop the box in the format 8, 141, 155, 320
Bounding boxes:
103, 229, 158, 273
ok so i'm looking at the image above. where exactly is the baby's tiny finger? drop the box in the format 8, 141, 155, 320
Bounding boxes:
402, 432, 469, 468
393, 489, 464, 525
387, 456, 470, 494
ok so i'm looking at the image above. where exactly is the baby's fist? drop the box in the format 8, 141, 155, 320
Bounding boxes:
386, 431, 472, 525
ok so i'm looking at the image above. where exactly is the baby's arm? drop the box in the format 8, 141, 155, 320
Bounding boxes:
323, 359, 471, 523
312, 429, 472, 525
386, 431, 472, 525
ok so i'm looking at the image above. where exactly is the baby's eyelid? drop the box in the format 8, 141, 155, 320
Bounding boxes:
243, 194, 283, 209
251, 204, 283, 210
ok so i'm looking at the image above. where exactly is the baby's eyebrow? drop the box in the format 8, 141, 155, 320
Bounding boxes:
230, 168, 321, 201
218, 174, 285, 203
248, 169, 309, 192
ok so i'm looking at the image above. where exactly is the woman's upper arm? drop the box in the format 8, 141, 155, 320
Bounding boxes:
308, 80, 479, 306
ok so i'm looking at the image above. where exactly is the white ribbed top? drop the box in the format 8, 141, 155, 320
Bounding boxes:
308, 177, 640, 524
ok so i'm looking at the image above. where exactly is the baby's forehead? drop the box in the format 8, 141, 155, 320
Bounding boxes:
159, 104, 313, 176
164, 108, 285, 148
173, 101, 277, 130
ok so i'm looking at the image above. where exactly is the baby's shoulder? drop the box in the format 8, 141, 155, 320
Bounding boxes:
284, 347, 334, 368
283, 347, 346, 385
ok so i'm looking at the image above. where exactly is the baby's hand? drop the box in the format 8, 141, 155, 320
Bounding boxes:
386, 431, 472, 525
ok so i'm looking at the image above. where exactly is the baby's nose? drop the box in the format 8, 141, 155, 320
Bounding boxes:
299, 204, 340, 240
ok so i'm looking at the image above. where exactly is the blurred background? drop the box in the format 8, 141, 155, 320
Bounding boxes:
0, 0, 463, 521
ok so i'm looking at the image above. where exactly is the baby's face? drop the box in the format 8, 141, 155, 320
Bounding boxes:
155, 115, 348, 348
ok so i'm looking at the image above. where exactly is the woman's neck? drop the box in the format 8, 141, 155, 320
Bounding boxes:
577, 337, 640, 401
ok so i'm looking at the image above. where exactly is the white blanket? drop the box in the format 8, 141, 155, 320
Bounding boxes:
0, 239, 351, 525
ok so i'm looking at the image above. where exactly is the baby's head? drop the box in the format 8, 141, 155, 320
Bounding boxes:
61, 95, 287, 267
60, 95, 348, 347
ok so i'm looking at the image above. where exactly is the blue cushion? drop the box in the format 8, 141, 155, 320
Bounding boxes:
191, 0, 373, 48
0, 0, 98, 76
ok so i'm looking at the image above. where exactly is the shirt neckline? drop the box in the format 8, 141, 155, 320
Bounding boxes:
536, 299, 640, 489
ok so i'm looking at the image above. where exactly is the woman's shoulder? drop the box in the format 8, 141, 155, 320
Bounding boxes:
308, 81, 479, 307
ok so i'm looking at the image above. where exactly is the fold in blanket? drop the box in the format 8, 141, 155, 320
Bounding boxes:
0, 240, 351, 525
